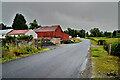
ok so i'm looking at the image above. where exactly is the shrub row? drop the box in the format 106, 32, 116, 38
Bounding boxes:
104, 40, 120, 56
4, 35, 33, 42
2, 45, 41, 58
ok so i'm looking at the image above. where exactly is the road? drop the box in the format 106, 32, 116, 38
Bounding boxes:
2, 39, 90, 78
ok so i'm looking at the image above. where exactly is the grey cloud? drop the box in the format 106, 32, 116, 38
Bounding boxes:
1, 0, 120, 2
0, 2, 1, 30
2, 2, 118, 32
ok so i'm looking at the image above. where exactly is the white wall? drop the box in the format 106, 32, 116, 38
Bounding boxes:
10, 35, 19, 37
25, 30, 37, 39
0, 35, 5, 39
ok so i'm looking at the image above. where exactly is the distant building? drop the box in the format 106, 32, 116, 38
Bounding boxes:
8, 29, 37, 39
69, 36, 72, 38
34, 25, 69, 40
0, 29, 13, 39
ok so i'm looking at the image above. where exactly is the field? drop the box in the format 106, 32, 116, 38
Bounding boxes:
88, 37, 119, 43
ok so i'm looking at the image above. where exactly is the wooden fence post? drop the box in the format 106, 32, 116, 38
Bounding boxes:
103, 41, 104, 47
40, 38, 42, 48
109, 43, 111, 55
99, 41, 100, 45
36, 39, 38, 48
33, 39, 35, 48
15, 39, 17, 47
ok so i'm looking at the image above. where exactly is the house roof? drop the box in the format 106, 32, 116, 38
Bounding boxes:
0, 29, 13, 35
35, 25, 61, 32
8, 29, 30, 35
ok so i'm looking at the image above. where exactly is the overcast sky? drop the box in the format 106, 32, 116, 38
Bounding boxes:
1, 0, 120, 2
1, 2, 119, 32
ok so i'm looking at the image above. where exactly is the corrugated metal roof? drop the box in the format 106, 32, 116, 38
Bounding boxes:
8, 30, 30, 35
35, 25, 59, 32
0, 29, 13, 35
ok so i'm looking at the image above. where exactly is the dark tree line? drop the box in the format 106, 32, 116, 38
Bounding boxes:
0, 23, 12, 30
64, 27, 120, 38
64, 28, 86, 38
89, 28, 120, 38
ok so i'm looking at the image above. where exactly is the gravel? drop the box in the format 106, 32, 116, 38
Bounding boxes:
79, 45, 92, 78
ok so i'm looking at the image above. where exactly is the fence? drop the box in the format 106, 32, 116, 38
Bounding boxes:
2, 38, 56, 48
1, 38, 56, 58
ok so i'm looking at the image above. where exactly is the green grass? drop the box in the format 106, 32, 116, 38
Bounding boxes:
86, 38, 97, 45
87, 37, 120, 78
70, 38, 82, 43
91, 47, 119, 78
89, 37, 119, 43
92, 54, 100, 57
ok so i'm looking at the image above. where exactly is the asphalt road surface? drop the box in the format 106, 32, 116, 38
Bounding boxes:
2, 39, 90, 78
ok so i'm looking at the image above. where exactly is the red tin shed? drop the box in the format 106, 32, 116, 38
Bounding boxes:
34, 25, 69, 40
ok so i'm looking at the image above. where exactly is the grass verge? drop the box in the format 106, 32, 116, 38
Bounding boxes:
1, 45, 50, 63
85, 38, 97, 45
91, 47, 119, 78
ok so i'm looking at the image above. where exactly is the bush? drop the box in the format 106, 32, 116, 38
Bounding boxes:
98, 40, 105, 45
74, 39, 82, 43
17, 35, 32, 40
5, 35, 16, 42
69, 38, 82, 43
111, 42, 120, 56
13, 45, 36, 56
61, 40, 73, 44
13, 46, 24, 56
2, 47, 9, 57
26, 45, 33, 52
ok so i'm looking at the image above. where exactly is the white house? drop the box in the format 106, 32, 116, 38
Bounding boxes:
8, 29, 37, 39
0, 29, 13, 39
69, 36, 72, 38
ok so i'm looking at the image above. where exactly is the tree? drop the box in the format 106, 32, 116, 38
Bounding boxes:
79, 29, 85, 38
86, 32, 89, 37
0, 23, 12, 30
98, 31, 104, 37
0, 23, 6, 30
90, 28, 100, 37
104, 31, 112, 38
74, 30, 78, 37
64, 30, 68, 34
113, 30, 117, 37
67, 28, 72, 36
64, 28, 86, 38
12, 13, 28, 30
29, 19, 41, 29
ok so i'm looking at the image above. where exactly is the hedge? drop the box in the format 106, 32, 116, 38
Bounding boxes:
104, 40, 120, 56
